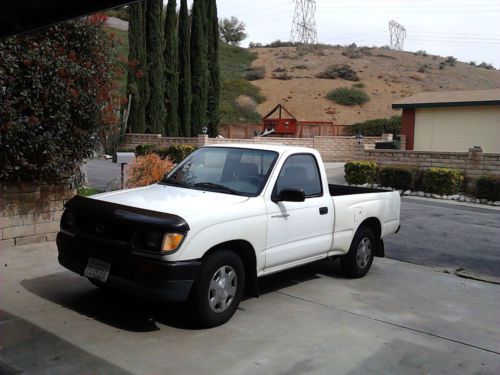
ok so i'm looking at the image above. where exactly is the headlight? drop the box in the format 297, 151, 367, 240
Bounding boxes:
161, 233, 185, 253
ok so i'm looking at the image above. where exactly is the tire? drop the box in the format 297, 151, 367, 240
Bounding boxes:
340, 226, 376, 278
190, 250, 245, 328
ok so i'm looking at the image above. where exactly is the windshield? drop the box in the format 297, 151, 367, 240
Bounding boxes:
161, 147, 279, 196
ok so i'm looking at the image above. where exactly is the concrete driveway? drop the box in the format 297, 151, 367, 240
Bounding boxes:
1, 243, 499, 374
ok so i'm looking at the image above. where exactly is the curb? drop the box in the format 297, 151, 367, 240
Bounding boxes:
402, 196, 500, 211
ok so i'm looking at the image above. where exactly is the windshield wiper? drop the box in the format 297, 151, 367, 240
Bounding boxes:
162, 177, 187, 187
193, 182, 242, 195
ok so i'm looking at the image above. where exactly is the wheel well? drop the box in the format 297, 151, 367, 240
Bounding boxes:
203, 240, 259, 297
359, 217, 384, 257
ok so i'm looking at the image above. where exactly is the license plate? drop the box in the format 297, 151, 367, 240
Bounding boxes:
84, 258, 110, 283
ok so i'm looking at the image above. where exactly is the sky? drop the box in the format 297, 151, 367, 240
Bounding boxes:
176, 0, 500, 68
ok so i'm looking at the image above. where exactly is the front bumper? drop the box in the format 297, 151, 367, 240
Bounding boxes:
57, 232, 201, 302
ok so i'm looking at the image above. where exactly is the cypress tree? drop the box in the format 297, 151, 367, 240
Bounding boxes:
190, 0, 208, 136
145, 0, 166, 134
177, 0, 191, 137
164, 0, 179, 136
206, 0, 220, 137
127, 3, 148, 133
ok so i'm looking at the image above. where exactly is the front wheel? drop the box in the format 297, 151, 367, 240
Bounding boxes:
190, 250, 245, 328
340, 226, 376, 278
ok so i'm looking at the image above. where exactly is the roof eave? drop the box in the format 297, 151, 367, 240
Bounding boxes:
392, 100, 500, 110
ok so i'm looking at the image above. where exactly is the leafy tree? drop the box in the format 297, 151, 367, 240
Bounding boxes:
164, 0, 179, 136
177, 0, 191, 136
206, 0, 221, 137
145, 0, 166, 134
190, 0, 208, 135
127, 3, 148, 133
219, 16, 247, 46
0, 17, 117, 184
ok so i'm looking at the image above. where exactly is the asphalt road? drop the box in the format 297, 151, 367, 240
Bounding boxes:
385, 197, 500, 279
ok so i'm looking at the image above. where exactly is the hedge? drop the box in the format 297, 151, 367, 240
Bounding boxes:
421, 168, 464, 195
476, 176, 500, 201
345, 162, 378, 185
379, 167, 415, 191
350, 116, 402, 136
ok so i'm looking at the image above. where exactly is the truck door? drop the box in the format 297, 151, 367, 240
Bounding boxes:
264, 154, 334, 270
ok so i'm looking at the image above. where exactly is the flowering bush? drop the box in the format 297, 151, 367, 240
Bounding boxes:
126, 154, 174, 188
0, 16, 117, 185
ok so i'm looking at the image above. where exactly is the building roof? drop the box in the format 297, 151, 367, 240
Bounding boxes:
392, 89, 500, 109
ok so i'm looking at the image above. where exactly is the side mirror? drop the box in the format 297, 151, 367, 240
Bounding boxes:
274, 189, 305, 203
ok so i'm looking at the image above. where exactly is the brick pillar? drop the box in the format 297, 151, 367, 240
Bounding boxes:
465, 147, 484, 193
401, 108, 415, 150
399, 135, 407, 150
198, 135, 209, 147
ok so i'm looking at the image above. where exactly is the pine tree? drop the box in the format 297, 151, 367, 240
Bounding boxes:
145, 0, 166, 134
190, 0, 208, 136
164, 0, 179, 136
177, 0, 191, 137
127, 3, 148, 133
206, 0, 220, 137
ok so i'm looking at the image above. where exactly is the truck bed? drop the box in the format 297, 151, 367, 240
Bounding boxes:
329, 184, 386, 197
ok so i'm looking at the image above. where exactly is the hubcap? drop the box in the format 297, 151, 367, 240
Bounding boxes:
356, 237, 372, 269
208, 266, 237, 313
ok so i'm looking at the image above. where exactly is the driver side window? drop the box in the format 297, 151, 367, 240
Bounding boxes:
275, 154, 323, 197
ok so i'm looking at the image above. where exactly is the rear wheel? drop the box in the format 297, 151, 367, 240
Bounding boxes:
340, 226, 376, 278
190, 250, 245, 328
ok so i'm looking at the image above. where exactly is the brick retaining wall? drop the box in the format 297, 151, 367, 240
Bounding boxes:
200, 135, 381, 162
364, 147, 500, 192
0, 184, 75, 249
121, 134, 197, 150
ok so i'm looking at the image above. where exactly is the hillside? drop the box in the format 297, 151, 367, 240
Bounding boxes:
248, 46, 500, 125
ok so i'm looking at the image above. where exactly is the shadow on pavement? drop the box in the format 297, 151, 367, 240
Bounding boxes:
0, 309, 132, 375
21, 272, 198, 332
21, 260, 346, 332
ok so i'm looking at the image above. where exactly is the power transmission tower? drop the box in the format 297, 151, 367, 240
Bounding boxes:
290, 0, 318, 45
389, 20, 406, 50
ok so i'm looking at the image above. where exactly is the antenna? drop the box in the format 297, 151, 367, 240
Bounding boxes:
389, 20, 406, 50
290, 0, 318, 45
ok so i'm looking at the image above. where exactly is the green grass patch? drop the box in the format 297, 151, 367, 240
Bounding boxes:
78, 188, 103, 197
219, 43, 265, 123
326, 87, 370, 106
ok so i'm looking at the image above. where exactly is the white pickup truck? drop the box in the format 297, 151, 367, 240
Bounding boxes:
58, 144, 401, 327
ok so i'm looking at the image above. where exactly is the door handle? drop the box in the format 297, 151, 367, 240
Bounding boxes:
319, 207, 328, 215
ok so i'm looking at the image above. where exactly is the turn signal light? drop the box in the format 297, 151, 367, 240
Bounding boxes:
161, 233, 185, 253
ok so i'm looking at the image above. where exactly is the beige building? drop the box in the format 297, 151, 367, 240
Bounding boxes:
393, 89, 500, 153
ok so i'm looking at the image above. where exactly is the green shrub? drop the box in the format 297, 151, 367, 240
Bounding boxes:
421, 168, 464, 195
476, 176, 500, 201
345, 162, 378, 185
445, 56, 457, 66
272, 72, 293, 80
326, 87, 370, 106
477, 62, 495, 70
414, 50, 428, 56
351, 116, 401, 136
135, 144, 155, 156
0, 17, 117, 185
316, 64, 359, 81
379, 167, 415, 190
244, 67, 265, 81
352, 82, 365, 88
166, 145, 197, 164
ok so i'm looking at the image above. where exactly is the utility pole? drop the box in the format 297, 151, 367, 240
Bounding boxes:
290, 0, 318, 45
389, 20, 406, 50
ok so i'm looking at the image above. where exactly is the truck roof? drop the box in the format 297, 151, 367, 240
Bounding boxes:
204, 143, 315, 154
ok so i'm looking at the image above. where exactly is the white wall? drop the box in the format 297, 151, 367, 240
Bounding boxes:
414, 106, 500, 153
